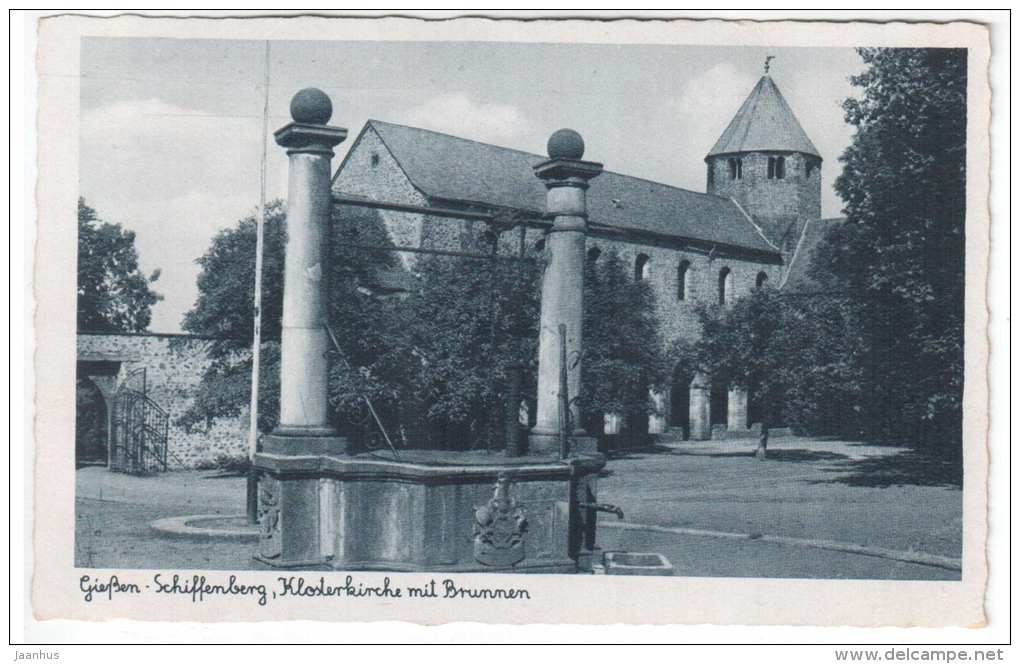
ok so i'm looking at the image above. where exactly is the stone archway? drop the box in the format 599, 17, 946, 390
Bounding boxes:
75, 376, 109, 467
668, 365, 693, 438
76, 360, 121, 467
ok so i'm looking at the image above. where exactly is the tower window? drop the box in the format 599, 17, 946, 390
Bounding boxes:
718, 267, 733, 305
635, 254, 650, 282
587, 246, 601, 263
728, 157, 742, 180
677, 260, 691, 301
805, 159, 817, 178
768, 156, 786, 180
756, 271, 769, 288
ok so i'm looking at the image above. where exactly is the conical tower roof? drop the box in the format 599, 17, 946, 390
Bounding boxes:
707, 75, 821, 160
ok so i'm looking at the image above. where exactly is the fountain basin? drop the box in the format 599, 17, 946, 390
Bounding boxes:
252, 450, 606, 573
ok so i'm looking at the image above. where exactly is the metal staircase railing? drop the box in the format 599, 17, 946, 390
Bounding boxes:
110, 382, 169, 475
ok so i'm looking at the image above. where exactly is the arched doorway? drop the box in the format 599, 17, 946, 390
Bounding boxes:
669, 366, 693, 438
710, 380, 729, 427
76, 376, 109, 467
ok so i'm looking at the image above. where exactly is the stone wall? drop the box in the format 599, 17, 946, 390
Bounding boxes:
584, 235, 784, 349
77, 332, 248, 469
707, 151, 822, 255
332, 127, 429, 268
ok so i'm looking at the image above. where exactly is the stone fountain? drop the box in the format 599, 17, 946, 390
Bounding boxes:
252, 89, 611, 573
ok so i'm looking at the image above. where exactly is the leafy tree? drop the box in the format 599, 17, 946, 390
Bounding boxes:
389, 231, 541, 450
179, 201, 404, 434
690, 287, 785, 458
182, 208, 666, 452
818, 47, 966, 452
685, 284, 868, 457
581, 249, 666, 439
77, 198, 162, 332
776, 292, 868, 438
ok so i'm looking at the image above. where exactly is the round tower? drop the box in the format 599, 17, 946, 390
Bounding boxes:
705, 70, 822, 255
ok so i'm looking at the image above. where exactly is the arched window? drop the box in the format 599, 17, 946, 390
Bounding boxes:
756, 271, 769, 288
587, 246, 602, 263
534, 237, 546, 254
677, 260, 691, 301
768, 156, 786, 180
635, 253, 650, 282
718, 267, 733, 304
727, 157, 742, 180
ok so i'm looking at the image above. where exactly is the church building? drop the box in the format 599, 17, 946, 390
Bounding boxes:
331, 72, 828, 441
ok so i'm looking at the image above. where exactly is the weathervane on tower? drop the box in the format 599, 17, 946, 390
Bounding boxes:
764, 55, 775, 74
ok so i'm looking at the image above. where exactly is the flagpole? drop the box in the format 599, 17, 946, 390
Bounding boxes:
247, 40, 271, 524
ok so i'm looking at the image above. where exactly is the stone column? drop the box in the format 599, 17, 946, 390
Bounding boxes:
262, 88, 349, 456
727, 386, 748, 432
648, 389, 668, 434
689, 372, 712, 440
604, 413, 623, 436
528, 129, 603, 456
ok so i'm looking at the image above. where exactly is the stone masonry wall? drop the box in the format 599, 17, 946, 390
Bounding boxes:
77, 333, 248, 469
583, 236, 784, 350
333, 126, 486, 259
707, 151, 822, 255
332, 127, 429, 269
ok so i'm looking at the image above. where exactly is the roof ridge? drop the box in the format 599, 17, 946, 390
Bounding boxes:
367, 119, 731, 203
368, 119, 544, 160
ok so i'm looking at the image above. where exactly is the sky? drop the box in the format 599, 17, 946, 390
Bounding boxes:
80, 38, 865, 333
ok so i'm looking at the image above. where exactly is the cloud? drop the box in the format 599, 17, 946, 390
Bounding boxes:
401, 93, 529, 147
667, 63, 758, 155
80, 98, 284, 332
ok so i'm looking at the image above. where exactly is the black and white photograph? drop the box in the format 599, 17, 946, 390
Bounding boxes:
18, 12, 1002, 638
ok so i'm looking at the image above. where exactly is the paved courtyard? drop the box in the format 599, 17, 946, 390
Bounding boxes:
75, 436, 962, 579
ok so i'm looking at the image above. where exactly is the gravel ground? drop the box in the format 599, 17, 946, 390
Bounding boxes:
597, 436, 962, 562
75, 436, 962, 579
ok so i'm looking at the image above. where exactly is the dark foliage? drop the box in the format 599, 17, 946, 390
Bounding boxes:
581, 249, 667, 430
816, 47, 967, 451
181, 205, 664, 450
77, 198, 162, 332
179, 201, 402, 434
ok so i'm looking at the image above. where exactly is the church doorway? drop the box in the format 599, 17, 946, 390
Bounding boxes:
669, 366, 692, 438
76, 376, 109, 467
710, 381, 729, 427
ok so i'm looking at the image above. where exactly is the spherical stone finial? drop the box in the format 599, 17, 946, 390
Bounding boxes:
290, 88, 333, 124
547, 128, 585, 160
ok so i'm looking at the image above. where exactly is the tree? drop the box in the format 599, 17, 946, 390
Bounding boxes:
685, 281, 870, 458
392, 229, 541, 450
183, 208, 667, 453
179, 201, 406, 435
77, 198, 162, 332
690, 287, 786, 458
818, 47, 967, 453
581, 249, 666, 440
